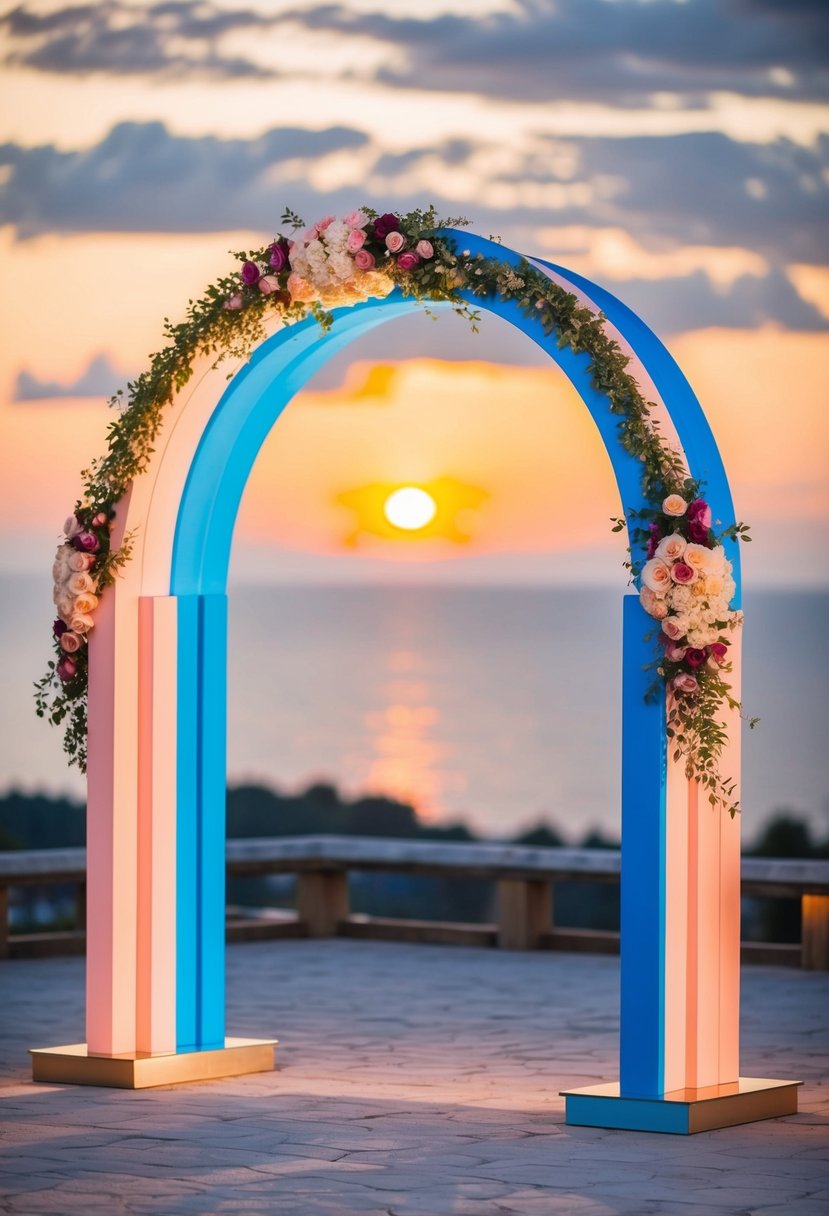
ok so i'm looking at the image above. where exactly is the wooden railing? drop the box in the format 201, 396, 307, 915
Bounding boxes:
2, 835, 828, 968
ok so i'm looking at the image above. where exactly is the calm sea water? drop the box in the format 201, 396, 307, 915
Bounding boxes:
4, 582, 828, 843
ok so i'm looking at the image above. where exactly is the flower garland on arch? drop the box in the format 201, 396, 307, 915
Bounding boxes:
35, 205, 751, 811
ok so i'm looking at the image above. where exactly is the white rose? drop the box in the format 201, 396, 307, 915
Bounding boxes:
64, 516, 82, 539
68, 551, 94, 573
57, 597, 74, 623
683, 542, 711, 573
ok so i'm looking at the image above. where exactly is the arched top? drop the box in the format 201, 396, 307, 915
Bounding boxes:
166, 230, 739, 603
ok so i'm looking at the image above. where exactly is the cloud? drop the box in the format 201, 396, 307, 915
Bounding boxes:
2, 122, 827, 269
2, 0, 828, 108
0, 121, 370, 237
14, 352, 127, 400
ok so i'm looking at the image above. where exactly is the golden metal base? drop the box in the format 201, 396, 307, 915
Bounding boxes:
30, 1037, 277, 1089
563, 1077, 801, 1134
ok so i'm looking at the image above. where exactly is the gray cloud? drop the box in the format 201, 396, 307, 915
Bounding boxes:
2, 0, 828, 104
14, 353, 127, 400
2, 122, 827, 266
0, 122, 369, 237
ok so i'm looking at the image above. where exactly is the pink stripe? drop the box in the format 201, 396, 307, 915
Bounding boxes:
663, 739, 689, 1093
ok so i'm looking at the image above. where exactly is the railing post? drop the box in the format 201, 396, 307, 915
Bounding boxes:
296, 870, 349, 937
802, 894, 829, 970
75, 881, 87, 932
497, 879, 551, 950
0, 883, 9, 960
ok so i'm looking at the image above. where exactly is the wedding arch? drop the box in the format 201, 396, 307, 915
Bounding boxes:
33, 210, 797, 1132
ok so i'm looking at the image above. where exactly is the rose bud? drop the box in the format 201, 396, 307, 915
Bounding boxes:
708, 641, 729, 664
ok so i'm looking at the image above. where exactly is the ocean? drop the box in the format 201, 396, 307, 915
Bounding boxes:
4, 582, 828, 844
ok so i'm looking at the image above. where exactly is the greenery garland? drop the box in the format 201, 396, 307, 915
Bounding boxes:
35, 205, 750, 810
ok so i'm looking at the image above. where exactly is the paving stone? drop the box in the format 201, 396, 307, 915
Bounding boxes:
1, 939, 827, 1214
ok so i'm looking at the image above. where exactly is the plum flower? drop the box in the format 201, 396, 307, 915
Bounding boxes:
56, 656, 78, 683
240, 261, 261, 286
397, 251, 421, 272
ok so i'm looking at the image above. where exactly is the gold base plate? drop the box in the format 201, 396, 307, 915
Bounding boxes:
563, 1077, 801, 1134
30, 1037, 277, 1089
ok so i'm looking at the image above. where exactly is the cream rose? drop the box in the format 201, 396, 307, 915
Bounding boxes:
641, 558, 672, 594
683, 542, 713, 573
640, 587, 668, 619
73, 592, 98, 615
57, 597, 74, 623
68, 571, 95, 595
70, 612, 95, 634
655, 532, 686, 562
68, 551, 95, 573
662, 494, 687, 517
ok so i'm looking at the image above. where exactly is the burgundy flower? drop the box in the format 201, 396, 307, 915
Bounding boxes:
397, 251, 421, 272
708, 641, 729, 664
373, 212, 400, 239
646, 521, 662, 559
56, 656, 78, 683
687, 499, 712, 528
685, 648, 707, 669
268, 240, 290, 272
73, 531, 100, 554
688, 518, 710, 544
53, 618, 68, 638
240, 261, 261, 286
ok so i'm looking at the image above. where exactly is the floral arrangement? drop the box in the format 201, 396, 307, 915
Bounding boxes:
35, 205, 750, 810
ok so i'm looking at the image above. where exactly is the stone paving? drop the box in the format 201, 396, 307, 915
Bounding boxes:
0, 940, 827, 1215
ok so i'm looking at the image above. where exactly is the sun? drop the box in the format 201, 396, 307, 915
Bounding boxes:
383, 486, 438, 531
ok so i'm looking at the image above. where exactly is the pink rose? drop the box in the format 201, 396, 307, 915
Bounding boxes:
385, 231, 406, 253
347, 228, 366, 252
671, 561, 697, 584
222, 294, 243, 311
397, 251, 421, 272
673, 672, 699, 695
640, 587, 668, 620
56, 656, 78, 683
344, 209, 369, 229
68, 551, 94, 572
708, 641, 729, 664
662, 616, 688, 641
662, 494, 687, 517
59, 630, 82, 654
415, 239, 434, 259
258, 274, 280, 294
641, 558, 672, 594
666, 643, 687, 662
353, 250, 376, 271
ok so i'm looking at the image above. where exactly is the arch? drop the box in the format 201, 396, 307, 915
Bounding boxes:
45, 229, 770, 1129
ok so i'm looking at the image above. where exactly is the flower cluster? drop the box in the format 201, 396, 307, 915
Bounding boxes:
49, 512, 109, 683
637, 491, 744, 811
225, 210, 438, 314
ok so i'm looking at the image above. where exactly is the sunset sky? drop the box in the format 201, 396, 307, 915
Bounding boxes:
1, 0, 827, 586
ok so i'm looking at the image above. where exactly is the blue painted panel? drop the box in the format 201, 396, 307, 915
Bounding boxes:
197, 594, 227, 1050
534, 257, 741, 606
619, 594, 666, 1098
565, 1093, 690, 1134
175, 594, 200, 1052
